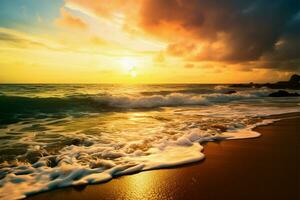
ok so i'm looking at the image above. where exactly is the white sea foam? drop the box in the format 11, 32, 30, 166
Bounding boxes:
0, 114, 293, 200
0, 85, 299, 200
91, 91, 269, 109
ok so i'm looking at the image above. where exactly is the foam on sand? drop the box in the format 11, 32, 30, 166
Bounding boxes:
0, 117, 279, 200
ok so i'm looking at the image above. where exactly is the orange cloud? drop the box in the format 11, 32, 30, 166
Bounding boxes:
66, 0, 117, 17
65, 0, 138, 18
184, 63, 195, 68
167, 42, 197, 57
90, 36, 107, 46
55, 8, 87, 30
61, 0, 300, 72
153, 52, 165, 63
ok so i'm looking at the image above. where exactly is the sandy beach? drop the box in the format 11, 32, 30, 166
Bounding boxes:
28, 113, 300, 200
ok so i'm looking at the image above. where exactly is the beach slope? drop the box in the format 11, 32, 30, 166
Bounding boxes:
28, 115, 300, 200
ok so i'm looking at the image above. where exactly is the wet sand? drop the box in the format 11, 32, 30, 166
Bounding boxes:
28, 114, 300, 200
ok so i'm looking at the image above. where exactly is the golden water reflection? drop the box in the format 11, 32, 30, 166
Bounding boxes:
120, 171, 174, 200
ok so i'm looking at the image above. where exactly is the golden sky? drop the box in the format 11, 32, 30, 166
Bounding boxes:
0, 0, 299, 83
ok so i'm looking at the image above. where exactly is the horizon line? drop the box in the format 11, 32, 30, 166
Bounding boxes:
0, 82, 267, 85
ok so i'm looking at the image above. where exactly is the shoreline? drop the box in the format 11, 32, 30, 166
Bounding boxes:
27, 112, 300, 200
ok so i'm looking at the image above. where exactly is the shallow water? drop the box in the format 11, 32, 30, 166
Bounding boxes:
0, 84, 299, 199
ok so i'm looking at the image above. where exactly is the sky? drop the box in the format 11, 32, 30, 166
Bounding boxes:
0, 0, 299, 83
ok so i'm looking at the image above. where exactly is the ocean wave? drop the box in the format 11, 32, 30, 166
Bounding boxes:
0, 91, 268, 114
0, 94, 299, 199
0, 84, 299, 199
140, 88, 217, 95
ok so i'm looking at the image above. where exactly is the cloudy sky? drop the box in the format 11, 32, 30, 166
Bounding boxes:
0, 0, 299, 83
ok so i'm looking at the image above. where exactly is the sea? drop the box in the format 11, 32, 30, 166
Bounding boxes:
0, 84, 299, 199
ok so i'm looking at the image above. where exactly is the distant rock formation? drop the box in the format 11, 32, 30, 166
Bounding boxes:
230, 74, 300, 90
224, 90, 237, 94
269, 90, 300, 97
289, 74, 300, 83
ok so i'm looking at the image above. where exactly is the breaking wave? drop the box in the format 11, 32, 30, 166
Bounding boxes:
0, 90, 268, 114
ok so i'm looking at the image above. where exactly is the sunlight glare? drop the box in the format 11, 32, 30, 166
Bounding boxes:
130, 70, 137, 78
121, 57, 139, 78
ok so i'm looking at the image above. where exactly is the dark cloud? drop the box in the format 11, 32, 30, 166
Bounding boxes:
140, 0, 300, 71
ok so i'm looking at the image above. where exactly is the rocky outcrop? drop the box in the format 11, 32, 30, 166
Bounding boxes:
230, 74, 300, 90
230, 83, 254, 88
268, 90, 300, 97
224, 90, 237, 94
289, 74, 300, 83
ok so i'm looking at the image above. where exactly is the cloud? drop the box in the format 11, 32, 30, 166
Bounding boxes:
167, 42, 196, 57
184, 63, 195, 69
153, 52, 165, 63
139, 0, 300, 71
65, 0, 119, 17
54, 0, 300, 72
64, 0, 138, 19
0, 32, 29, 44
0, 28, 54, 49
55, 8, 87, 30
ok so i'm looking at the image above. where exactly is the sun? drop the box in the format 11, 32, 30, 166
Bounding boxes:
121, 58, 139, 78
130, 70, 137, 77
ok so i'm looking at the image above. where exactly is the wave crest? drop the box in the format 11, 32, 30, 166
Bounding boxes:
0, 91, 265, 112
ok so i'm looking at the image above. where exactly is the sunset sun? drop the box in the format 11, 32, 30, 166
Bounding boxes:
121, 57, 139, 78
